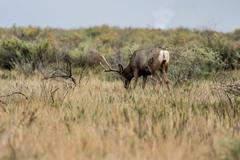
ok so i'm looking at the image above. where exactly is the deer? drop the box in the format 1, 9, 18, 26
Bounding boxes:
100, 46, 170, 89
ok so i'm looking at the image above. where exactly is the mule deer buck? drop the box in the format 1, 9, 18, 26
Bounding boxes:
100, 46, 170, 89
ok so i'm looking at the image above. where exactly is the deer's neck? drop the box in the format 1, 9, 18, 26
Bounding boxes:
123, 65, 134, 80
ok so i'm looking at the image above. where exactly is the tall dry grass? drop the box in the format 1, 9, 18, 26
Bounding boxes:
0, 70, 240, 160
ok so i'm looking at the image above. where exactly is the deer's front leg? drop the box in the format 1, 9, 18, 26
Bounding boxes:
142, 76, 148, 89
133, 70, 139, 89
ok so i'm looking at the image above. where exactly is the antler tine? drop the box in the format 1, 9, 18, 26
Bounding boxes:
100, 55, 120, 73
100, 62, 109, 71
100, 55, 112, 69
128, 48, 133, 55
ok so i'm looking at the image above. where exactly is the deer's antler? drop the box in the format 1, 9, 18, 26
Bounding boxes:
128, 48, 133, 55
100, 55, 120, 73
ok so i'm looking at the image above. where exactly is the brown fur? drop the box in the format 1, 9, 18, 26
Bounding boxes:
101, 46, 170, 89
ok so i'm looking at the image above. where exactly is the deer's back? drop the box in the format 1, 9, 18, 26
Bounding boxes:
128, 47, 170, 77
130, 48, 155, 69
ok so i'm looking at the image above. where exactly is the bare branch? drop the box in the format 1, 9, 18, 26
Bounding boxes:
78, 67, 87, 86
0, 92, 28, 100
224, 83, 240, 96
0, 100, 6, 106
50, 88, 59, 104
42, 61, 76, 86
43, 75, 76, 86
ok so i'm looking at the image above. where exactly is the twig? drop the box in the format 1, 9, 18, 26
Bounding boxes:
42, 61, 76, 86
224, 83, 240, 96
50, 88, 59, 104
0, 92, 28, 100
78, 67, 86, 86
43, 75, 76, 85
0, 100, 6, 105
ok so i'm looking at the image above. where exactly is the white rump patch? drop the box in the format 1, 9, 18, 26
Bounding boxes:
158, 50, 170, 63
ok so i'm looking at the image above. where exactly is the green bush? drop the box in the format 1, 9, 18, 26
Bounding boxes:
31, 40, 56, 70
0, 38, 31, 69
205, 34, 240, 70
169, 46, 222, 83
0, 38, 55, 71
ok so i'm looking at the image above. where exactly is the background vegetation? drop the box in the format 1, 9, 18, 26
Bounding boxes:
0, 25, 240, 82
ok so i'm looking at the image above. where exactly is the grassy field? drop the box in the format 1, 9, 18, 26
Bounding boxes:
0, 70, 240, 160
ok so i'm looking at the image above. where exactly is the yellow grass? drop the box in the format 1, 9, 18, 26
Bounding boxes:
0, 70, 240, 160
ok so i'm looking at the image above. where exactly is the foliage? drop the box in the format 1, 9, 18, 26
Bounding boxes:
0, 26, 240, 81
204, 33, 240, 70
0, 38, 55, 72
169, 45, 223, 83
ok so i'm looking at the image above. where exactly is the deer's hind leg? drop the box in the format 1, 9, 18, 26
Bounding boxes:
162, 63, 170, 89
155, 74, 164, 90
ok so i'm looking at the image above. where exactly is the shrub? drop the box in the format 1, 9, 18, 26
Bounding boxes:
69, 49, 102, 67
169, 46, 222, 83
0, 38, 55, 71
31, 40, 56, 70
0, 26, 240, 79
0, 38, 31, 70
205, 34, 240, 70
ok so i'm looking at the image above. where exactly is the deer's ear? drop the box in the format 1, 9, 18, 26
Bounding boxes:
118, 64, 124, 74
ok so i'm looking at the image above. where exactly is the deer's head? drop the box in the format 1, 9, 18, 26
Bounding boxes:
100, 56, 133, 89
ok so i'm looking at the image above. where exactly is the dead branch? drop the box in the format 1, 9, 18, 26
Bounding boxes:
50, 88, 59, 104
212, 82, 240, 118
213, 82, 240, 97
224, 83, 240, 96
0, 101, 7, 112
43, 74, 76, 85
0, 92, 28, 100
78, 67, 87, 86
26, 109, 37, 127
42, 61, 76, 85
0, 100, 6, 105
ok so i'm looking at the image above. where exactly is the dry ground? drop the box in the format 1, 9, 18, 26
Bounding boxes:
0, 70, 240, 160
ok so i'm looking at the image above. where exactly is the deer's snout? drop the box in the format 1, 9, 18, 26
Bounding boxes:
124, 80, 130, 89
